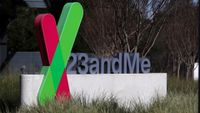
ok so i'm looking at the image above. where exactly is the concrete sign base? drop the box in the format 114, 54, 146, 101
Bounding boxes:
21, 74, 44, 106
21, 73, 167, 106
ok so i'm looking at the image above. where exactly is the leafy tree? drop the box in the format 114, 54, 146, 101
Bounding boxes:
7, 7, 47, 52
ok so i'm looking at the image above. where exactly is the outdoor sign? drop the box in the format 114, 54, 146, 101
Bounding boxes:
67, 53, 151, 74
34, 2, 151, 105
35, 2, 83, 105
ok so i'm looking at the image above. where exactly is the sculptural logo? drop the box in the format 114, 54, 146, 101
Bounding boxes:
34, 2, 83, 105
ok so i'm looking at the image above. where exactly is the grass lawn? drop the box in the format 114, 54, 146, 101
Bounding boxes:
0, 74, 198, 113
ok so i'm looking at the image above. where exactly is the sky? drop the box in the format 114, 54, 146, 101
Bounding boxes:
193, 0, 198, 4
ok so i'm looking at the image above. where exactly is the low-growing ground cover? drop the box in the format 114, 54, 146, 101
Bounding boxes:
0, 74, 198, 113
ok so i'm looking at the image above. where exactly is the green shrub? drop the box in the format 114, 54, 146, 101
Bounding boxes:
0, 75, 20, 112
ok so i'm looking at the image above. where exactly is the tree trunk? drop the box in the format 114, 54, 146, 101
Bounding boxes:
177, 61, 181, 79
172, 59, 176, 76
186, 65, 192, 80
134, 46, 138, 53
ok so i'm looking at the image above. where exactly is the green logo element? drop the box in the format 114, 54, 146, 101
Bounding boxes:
36, 2, 83, 105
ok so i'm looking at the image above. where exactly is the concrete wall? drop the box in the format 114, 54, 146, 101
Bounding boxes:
21, 73, 167, 106
7, 52, 42, 74
68, 74, 167, 106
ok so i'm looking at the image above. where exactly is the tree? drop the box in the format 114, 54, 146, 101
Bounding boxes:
79, 0, 170, 57
164, 0, 198, 79
7, 7, 49, 52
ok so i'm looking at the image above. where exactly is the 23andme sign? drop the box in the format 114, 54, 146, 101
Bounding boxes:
67, 53, 151, 74
34, 2, 151, 105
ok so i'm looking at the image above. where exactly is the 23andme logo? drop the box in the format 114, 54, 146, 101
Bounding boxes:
34, 2, 83, 105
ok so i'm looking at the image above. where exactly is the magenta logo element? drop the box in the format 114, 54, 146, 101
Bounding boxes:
34, 2, 83, 105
